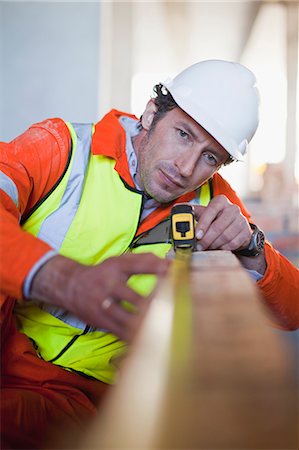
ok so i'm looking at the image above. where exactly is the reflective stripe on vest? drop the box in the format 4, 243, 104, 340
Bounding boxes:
23, 123, 95, 332
0, 171, 19, 207
38, 123, 92, 249
16, 121, 212, 383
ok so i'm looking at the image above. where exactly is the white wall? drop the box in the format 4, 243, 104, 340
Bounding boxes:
1, 1, 100, 142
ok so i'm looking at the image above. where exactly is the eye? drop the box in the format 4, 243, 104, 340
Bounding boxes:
177, 129, 189, 140
203, 152, 218, 166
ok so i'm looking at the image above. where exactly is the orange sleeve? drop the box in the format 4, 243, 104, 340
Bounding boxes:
257, 243, 299, 330
0, 119, 71, 299
212, 173, 299, 330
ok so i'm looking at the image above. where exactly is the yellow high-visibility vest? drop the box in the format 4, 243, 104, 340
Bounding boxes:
15, 122, 211, 384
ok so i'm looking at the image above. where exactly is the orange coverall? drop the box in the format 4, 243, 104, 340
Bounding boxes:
1, 111, 298, 449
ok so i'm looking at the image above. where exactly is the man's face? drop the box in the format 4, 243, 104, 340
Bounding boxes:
134, 104, 230, 203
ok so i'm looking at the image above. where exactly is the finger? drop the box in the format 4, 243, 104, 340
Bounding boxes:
194, 197, 228, 240
209, 215, 251, 250
106, 299, 139, 324
100, 300, 142, 342
197, 209, 235, 250
102, 319, 133, 343
87, 300, 136, 342
118, 253, 170, 276
218, 230, 249, 251
112, 283, 145, 309
208, 224, 247, 251
88, 306, 130, 341
204, 212, 248, 250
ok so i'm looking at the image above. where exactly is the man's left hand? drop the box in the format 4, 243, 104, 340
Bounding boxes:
193, 195, 252, 252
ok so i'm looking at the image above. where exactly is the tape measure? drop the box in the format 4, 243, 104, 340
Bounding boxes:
171, 204, 196, 251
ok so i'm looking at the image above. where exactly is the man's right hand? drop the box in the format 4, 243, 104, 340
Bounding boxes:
30, 253, 169, 342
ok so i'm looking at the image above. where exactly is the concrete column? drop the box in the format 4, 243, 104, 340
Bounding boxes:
0, 2, 101, 142
98, 2, 133, 118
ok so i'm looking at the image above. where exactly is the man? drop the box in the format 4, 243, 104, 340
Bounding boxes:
1, 60, 298, 448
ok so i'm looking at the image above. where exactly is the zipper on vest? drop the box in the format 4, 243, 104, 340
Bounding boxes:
119, 176, 147, 252
126, 193, 147, 251
29, 337, 44, 360
47, 324, 91, 363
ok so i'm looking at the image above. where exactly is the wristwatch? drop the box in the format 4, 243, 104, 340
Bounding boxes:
234, 223, 265, 257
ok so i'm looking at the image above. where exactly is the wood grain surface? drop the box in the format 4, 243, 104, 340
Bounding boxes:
80, 250, 297, 450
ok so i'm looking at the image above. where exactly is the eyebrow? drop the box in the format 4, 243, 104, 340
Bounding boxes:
176, 120, 203, 142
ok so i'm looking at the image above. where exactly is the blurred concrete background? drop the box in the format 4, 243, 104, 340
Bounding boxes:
0, 0, 298, 267
0, 1, 101, 137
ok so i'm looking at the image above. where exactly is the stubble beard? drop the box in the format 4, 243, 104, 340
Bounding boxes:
139, 164, 167, 203
140, 167, 182, 204
137, 132, 184, 204
136, 135, 165, 203
138, 150, 172, 204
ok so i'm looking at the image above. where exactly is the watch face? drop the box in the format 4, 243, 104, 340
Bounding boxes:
256, 230, 265, 251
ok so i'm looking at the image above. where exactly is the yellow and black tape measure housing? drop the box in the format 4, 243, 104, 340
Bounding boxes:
171, 204, 196, 251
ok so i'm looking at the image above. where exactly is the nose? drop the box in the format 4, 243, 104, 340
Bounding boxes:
174, 148, 200, 178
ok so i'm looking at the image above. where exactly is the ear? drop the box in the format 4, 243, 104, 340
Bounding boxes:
141, 100, 158, 130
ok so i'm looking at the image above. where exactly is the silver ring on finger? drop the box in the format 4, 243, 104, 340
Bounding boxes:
101, 297, 114, 310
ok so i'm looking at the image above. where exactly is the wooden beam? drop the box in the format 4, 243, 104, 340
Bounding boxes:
81, 251, 297, 449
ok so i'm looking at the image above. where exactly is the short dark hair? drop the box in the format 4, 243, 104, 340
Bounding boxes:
151, 83, 178, 127
150, 83, 234, 166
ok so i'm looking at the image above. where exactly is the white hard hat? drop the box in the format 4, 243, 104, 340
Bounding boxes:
162, 60, 260, 161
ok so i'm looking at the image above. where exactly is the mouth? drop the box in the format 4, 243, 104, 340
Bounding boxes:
159, 169, 185, 189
